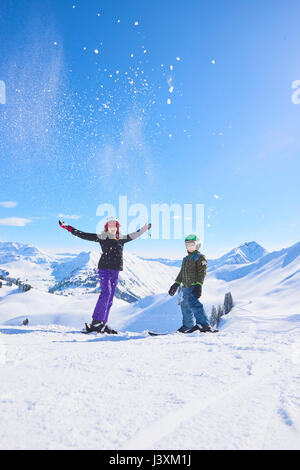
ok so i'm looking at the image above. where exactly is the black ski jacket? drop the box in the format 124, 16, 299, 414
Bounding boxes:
70, 227, 144, 271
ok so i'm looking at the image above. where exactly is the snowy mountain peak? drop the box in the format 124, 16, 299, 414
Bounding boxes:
208, 241, 267, 271
233, 241, 267, 262
0, 241, 52, 264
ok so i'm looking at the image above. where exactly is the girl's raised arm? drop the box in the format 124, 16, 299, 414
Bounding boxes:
122, 223, 151, 243
58, 220, 99, 242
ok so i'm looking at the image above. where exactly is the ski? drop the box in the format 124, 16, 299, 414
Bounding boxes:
147, 327, 218, 336
81, 329, 100, 335
81, 329, 120, 336
147, 331, 177, 336
81, 325, 219, 336
82, 328, 175, 336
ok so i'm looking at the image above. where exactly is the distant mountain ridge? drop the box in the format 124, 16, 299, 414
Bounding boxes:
0, 241, 52, 264
0, 240, 299, 305
207, 241, 267, 271
138, 256, 182, 268
0, 241, 178, 302
139, 241, 268, 270
212, 241, 300, 284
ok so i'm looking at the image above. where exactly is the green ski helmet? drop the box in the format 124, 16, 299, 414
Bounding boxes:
185, 233, 201, 250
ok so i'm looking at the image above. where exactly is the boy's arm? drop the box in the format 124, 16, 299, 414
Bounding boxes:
169, 264, 183, 296
195, 255, 207, 285
175, 266, 183, 285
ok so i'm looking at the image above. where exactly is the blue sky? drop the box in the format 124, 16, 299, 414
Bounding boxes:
0, 0, 300, 258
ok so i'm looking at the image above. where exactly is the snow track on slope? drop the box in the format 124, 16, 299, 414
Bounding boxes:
121, 355, 286, 449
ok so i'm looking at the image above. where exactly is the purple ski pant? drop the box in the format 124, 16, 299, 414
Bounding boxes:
92, 269, 119, 323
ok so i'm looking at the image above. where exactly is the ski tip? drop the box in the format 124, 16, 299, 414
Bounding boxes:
147, 330, 170, 336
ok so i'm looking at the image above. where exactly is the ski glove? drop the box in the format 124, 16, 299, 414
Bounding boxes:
59, 220, 74, 233
141, 223, 152, 232
192, 284, 202, 299
169, 283, 179, 296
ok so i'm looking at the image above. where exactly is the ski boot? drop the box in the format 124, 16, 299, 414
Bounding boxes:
85, 320, 106, 333
185, 324, 200, 333
186, 324, 218, 334
177, 325, 188, 333
199, 325, 218, 333
103, 324, 118, 335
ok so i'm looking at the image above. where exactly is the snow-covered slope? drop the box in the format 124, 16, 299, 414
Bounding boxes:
0, 239, 299, 449
0, 289, 299, 450
0, 241, 77, 292
202, 241, 300, 324
137, 241, 300, 320
212, 241, 300, 282
1, 237, 299, 331
0, 283, 127, 328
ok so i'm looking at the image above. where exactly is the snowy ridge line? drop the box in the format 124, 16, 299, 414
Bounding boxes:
121, 357, 284, 450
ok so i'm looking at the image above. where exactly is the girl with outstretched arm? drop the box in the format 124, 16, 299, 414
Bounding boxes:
59, 217, 151, 334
